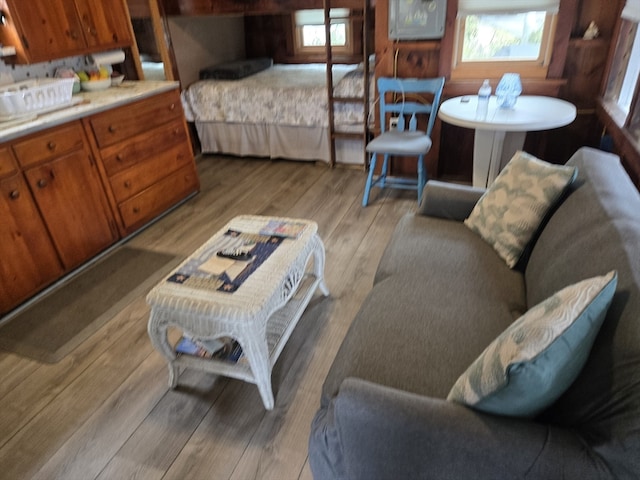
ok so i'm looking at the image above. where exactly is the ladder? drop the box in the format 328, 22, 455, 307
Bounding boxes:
323, 0, 371, 168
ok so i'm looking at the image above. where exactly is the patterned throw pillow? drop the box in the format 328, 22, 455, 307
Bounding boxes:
464, 151, 577, 268
447, 271, 617, 418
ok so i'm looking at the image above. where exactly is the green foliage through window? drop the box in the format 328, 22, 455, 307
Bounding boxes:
462, 12, 546, 62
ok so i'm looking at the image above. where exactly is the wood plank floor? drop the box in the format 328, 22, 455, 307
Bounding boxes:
0, 155, 417, 480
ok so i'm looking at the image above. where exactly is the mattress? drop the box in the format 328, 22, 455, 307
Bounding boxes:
181, 63, 372, 129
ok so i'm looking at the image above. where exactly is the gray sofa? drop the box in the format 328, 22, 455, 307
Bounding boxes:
309, 147, 640, 479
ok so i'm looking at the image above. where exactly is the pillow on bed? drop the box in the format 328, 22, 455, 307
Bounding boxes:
199, 57, 273, 80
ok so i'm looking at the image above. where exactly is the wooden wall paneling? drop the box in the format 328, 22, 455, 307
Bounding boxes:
562, 38, 609, 109
245, 9, 368, 64
576, 0, 623, 39
161, 0, 364, 16
437, 0, 457, 79
438, 123, 473, 182
547, 0, 579, 78
372, 0, 445, 179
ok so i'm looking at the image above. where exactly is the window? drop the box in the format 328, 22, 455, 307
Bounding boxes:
604, 1, 640, 141
452, 0, 559, 79
293, 9, 352, 54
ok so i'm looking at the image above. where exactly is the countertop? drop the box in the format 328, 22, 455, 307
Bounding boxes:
0, 80, 180, 143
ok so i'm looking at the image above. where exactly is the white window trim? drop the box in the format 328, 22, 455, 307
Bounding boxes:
458, 0, 559, 15
452, 2, 559, 80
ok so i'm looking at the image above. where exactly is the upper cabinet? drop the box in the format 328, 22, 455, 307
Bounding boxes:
0, 0, 133, 64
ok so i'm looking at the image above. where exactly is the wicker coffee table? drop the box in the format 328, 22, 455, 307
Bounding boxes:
146, 215, 328, 410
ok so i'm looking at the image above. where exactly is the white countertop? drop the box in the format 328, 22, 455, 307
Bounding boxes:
0, 80, 180, 143
438, 95, 577, 132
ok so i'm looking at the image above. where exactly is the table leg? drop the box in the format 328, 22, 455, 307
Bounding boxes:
147, 309, 180, 388
312, 234, 329, 296
473, 130, 527, 188
241, 327, 275, 410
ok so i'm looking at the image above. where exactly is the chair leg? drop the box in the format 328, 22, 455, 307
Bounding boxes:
380, 154, 390, 188
362, 153, 378, 207
417, 155, 426, 205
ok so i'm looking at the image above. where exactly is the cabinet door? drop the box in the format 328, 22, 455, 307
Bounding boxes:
5, 0, 86, 63
74, 0, 133, 49
23, 150, 117, 271
0, 174, 64, 314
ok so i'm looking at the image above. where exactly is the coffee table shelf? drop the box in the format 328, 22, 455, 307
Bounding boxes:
170, 273, 318, 382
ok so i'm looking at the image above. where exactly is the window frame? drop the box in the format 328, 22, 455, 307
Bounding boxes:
605, 16, 640, 143
451, 10, 558, 80
292, 9, 353, 56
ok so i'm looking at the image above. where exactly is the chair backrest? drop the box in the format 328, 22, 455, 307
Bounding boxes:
377, 76, 445, 136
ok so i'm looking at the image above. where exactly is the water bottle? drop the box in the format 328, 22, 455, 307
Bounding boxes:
476, 79, 491, 119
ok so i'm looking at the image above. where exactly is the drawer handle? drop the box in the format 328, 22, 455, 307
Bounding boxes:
9, 190, 20, 200
116, 154, 124, 162
169, 103, 176, 110
37, 179, 48, 188
89, 27, 97, 36
108, 125, 117, 133
173, 128, 180, 135
47, 141, 56, 151
133, 207, 140, 214
71, 30, 79, 40
124, 180, 131, 188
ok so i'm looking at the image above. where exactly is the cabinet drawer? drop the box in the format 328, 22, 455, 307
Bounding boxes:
109, 142, 193, 202
0, 147, 18, 178
100, 118, 189, 176
118, 163, 198, 232
89, 90, 183, 149
12, 122, 85, 168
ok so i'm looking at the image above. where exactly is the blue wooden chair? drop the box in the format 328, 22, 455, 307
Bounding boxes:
362, 76, 445, 206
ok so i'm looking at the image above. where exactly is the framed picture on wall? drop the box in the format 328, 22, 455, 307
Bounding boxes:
388, 0, 447, 40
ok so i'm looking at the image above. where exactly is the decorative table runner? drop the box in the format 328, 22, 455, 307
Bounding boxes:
167, 230, 285, 293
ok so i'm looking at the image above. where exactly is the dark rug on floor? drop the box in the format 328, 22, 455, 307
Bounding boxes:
0, 247, 181, 364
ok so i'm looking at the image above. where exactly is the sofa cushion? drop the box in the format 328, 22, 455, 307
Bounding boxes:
375, 215, 526, 311
321, 272, 522, 408
323, 216, 527, 407
464, 151, 577, 268
447, 270, 617, 418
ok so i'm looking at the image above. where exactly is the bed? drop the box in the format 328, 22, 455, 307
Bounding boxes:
181, 62, 373, 165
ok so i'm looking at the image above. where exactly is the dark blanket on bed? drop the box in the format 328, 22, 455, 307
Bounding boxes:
199, 57, 273, 80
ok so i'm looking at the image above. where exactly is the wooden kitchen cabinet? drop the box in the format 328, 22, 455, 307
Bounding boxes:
85, 88, 199, 234
12, 122, 118, 272
0, 0, 133, 64
0, 85, 197, 315
0, 170, 64, 315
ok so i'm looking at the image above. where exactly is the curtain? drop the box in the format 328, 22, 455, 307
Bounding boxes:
458, 0, 560, 15
622, 0, 640, 22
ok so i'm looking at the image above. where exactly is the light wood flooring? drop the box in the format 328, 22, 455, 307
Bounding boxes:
0, 155, 417, 480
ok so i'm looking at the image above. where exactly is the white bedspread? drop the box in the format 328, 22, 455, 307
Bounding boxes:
181, 63, 372, 128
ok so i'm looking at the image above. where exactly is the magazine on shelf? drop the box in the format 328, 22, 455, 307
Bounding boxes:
175, 335, 243, 363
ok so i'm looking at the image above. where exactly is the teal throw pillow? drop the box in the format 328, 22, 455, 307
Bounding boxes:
464, 151, 577, 268
447, 270, 617, 417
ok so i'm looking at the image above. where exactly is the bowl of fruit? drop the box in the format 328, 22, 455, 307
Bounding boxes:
77, 67, 112, 92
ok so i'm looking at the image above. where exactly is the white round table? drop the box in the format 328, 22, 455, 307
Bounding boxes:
438, 95, 577, 187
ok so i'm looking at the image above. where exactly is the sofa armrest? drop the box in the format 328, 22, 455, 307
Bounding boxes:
310, 378, 609, 480
418, 180, 485, 221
